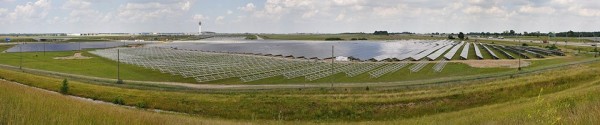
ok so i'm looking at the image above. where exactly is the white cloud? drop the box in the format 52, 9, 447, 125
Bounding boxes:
372, 4, 406, 17
227, 10, 233, 14
238, 3, 256, 12
117, 1, 191, 22
301, 10, 319, 18
62, 0, 90, 10
335, 13, 345, 21
5, 0, 51, 22
215, 16, 225, 24
519, 5, 556, 14
181, 1, 190, 11
568, 5, 600, 17
193, 14, 209, 21
0, 8, 7, 16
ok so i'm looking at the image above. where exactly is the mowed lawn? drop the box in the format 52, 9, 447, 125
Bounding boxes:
0, 46, 196, 83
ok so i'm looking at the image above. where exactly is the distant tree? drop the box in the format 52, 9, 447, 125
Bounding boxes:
325, 38, 344, 41
448, 35, 455, 39
509, 30, 516, 35
458, 32, 465, 40
373, 31, 389, 35
60, 79, 69, 94
567, 30, 575, 37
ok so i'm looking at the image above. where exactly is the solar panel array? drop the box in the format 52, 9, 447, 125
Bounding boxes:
89, 41, 563, 83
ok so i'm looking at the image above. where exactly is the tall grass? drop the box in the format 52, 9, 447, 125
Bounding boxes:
0, 80, 244, 125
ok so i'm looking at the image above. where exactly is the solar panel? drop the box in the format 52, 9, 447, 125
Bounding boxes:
460, 42, 470, 60
443, 41, 465, 60
473, 42, 483, 59
480, 43, 499, 59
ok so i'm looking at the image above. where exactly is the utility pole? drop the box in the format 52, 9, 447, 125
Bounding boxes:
518, 53, 521, 71
117, 49, 121, 81
19, 40, 22, 70
43, 42, 46, 56
330, 45, 334, 88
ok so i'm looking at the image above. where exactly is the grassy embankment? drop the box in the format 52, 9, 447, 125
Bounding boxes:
1, 59, 600, 123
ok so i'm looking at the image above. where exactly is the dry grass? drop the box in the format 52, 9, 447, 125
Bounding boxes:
0, 80, 246, 125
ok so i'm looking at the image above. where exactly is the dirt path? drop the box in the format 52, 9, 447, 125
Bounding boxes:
454, 60, 530, 68
53, 52, 92, 60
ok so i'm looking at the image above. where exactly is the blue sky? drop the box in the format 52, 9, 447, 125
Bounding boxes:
0, 0, 599, 33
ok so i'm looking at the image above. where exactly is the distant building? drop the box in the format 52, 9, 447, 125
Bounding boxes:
335, 56, 350, 61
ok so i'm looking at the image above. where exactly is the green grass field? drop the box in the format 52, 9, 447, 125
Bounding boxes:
0, 48, 196, 83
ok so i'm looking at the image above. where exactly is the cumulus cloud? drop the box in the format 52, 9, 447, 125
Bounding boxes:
0, 8, 8, 16
5, 0, 51, 22
193, 14, 209, 21
215, 16, 225, 24
2, 0, 600, 33
238, 3, 256, 12
117, 0, 191, 22
519, 5, 556, 14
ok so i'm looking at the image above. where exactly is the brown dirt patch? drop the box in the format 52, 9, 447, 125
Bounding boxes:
53, 52, 92, 60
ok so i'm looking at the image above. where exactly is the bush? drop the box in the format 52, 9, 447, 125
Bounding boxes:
60, 79, 69, 94
546, 44, 558, 50
113, 97, 125, 105
358, 38, 368, 40
351, 38, 358, 40
325, 38, 343, 41
373, 31, 389, 35
448, 35, 455, 39
522, 43, 529, 46
136, 101, 147, 108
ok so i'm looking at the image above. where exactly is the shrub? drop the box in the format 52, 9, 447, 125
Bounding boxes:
522, 43, 529, 46
325, 38, 343, 41
546, 44, 558, 50
448, 35, 455, 39
113, 97, 125, 105
136, 101, 147, 108
60, 79, 69, 94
